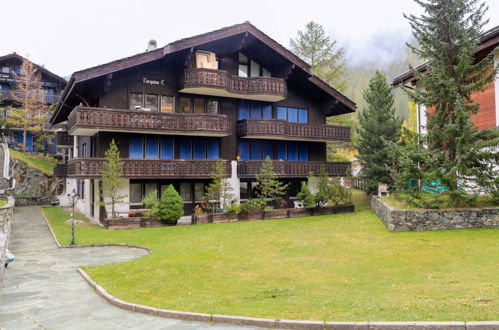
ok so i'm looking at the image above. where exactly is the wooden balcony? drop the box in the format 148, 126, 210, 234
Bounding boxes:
180, 68, 287, 102
238, 161, 351, 178
237, 119, 351, 142
55, 131, 73, 147
65, 158, 231, 179
54, 163, 68, 177
68, 106, 232, 136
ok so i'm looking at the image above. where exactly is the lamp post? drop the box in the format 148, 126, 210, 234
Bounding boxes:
67, 189, 80, 245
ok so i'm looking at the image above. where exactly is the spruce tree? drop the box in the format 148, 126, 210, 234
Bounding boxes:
357, 71, 402, 194
255, 156, 288, 206
405, 0, 498, 202
204, 159, 233, 212
100, 139, 127, 218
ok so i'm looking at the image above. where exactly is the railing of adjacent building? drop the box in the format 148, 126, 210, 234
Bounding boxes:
68, 107, 232, 135
238, 160, 351, 178
0, 90, 61, 104
55, 131, 73, 146
183, 68, 287, 98
237, 119, 351, 141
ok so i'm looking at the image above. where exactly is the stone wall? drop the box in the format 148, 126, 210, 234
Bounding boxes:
10, 158, 63, 203
370, 196, 499, 232
0, 196, 15, 279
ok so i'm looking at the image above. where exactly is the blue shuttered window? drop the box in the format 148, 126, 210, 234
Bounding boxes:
262, 105, 272, 118
129, 136, 143, 158
298, 109, 308, 123
250, 141, 261, 160
240, 141, 249, 160
238, 102, 249, 120
287, 108, 298, 122
145, 136, 159, 159
179, 139, 192, 159
161, 138, 174, 159
299, 143, 308, 161
250, 103, 261, 118
194, 140, 206, 159
288, 142, 298, 161
277, 106, 287, 120
207, 139, 220, 159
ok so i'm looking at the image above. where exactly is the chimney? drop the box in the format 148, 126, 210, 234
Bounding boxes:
147, 39, 157, 51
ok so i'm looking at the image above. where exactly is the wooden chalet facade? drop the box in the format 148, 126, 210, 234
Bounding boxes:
50, 22, 356, 221
392, 25, 499, 133
0, 53, 66, 152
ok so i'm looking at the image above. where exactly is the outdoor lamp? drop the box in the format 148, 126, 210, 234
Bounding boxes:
67, 189, 80, 245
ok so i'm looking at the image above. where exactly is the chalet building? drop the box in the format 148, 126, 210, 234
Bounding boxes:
0, 53, 66, 153
392, 25, 499, 133
50, 22, 356, 221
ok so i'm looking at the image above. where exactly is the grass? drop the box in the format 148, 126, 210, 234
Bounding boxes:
42, 192, 498, 321
9, 149, 56, 176
384, 192, 498, 210
0, 199, 6, 207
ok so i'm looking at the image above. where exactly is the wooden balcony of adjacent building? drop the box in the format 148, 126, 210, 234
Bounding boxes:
55, 131, 73, 147
238, 160, 351, 178
58, 158, 231, 179
67, 106, 232, 136
237, 119, 351, 143
180, 68, 287, 102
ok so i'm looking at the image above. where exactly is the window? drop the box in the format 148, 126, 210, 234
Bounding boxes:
179, 182, 192, 201
298, 109, 308, 123
193, 98, 205, 113
240, 182, 249, 200
276, 106, 308, 123
238, 53, 248, 77
262, 67, 271, 77
277, 107, 287, 120
207, 100, 219, 114
239, 101, 273, 120
238, 52, 271, 77
130, 183, 143, 203
145, 94, 159, 111
145, 136, 159, 159
194, 139, 206, 159
179, 138, 192, 159
179, 97, 192, 113
239, 141, 274, 161
194, 182, 205, 201
129, 136, 143, 158
276, 142, 308, 161
81, 143, 87, 158
130, 93, 143, 110
250, 60, 260, 77
288, 108, 298, 122
207, 139, 220, 159
1, 67, 9, 74
161, 96, 174, 112
238, 102, 249, 120
299, 143, 308, 161
161, 137, 174, 159
160, 184, 170, 197
239, 141, 250, 161
145, 183, 158, 199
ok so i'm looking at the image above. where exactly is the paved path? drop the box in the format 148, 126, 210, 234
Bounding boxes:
0, 206, 258, 330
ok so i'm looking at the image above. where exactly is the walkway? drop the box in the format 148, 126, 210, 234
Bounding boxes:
0, 206, 258, 329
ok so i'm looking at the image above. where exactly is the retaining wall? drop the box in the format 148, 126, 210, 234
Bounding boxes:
370, 196, 499, 232
0, 196, 15, 279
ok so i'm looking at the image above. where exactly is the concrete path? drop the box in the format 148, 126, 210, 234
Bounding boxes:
0, 206, 258, 330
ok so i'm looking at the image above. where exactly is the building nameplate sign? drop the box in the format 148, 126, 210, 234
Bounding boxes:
143, 78, 165, 86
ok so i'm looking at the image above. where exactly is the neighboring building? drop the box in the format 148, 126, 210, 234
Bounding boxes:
0, 53, 67, 153
50, 22, 356, 221
392, 25, 499, 133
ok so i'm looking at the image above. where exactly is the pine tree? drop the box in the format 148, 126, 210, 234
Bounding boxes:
100, 139, 127, 218
290, 21, 346, 91
357, 71, 403, 194
405, 0, 499, 202
204, 159, 233, 212
6, 58, 48, 151
255, 156, 288, 206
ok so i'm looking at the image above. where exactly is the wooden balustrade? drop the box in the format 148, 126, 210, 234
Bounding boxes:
238, 160, 351, 178
237, 119, 351, 142
65, 158, 231, 179
182, 68, 287, 101
55, 131, 73, 146
54, 164, 68, 177
68, 106, 232, 136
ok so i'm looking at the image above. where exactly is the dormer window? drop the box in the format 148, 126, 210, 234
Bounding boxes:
238, 52, 271, 78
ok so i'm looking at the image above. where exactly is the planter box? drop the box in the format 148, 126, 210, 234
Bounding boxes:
140, 218, 167, 228
264, 209, 289, 220
105, 218, 141, 230
238, 211, 264, 221
288, 208, 313, 218
192, 214, 209, 225
210, 213, 238, 223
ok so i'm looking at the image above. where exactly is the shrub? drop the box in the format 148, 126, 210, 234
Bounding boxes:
297, 183, 316, 208
145, 185, 184, 225
240, 199, 265, 214
225, 200, 241, 214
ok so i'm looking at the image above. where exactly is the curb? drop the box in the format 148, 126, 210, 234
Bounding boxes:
42, 208, 499, 329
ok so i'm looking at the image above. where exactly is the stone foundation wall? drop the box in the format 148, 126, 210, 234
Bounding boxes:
370, 196, 499, 232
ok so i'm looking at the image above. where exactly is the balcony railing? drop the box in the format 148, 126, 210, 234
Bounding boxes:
55, 131, 73, 147
238, 161, 351, 178
181, 68, 287, 102
237, 119, 351, 142
0, 90, 60, 104
54, 163, 68, 177
68, 106, 232, 136
65, 158, 231, 179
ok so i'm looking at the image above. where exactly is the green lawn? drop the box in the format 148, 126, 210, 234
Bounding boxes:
0, 199, 6, 207
42, 194, 498, 321
10, 149, 56, 176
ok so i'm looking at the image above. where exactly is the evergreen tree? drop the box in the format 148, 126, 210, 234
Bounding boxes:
204, 159, 233, 212
290, 21, 346, 91
405, 0, 498, 202
100, 139, 127, 218
145, 185, 184, 225
357, 71, 403, 194
255, 156, 288, 205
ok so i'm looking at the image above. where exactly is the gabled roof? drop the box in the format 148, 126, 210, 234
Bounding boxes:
0, 52, 67, 85
53, 22, 355, 123
392, 25, 499, 87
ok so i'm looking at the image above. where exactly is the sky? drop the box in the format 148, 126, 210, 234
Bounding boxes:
2, 0, 498, 78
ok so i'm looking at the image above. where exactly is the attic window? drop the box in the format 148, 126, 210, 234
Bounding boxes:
238, 52, 271, 78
